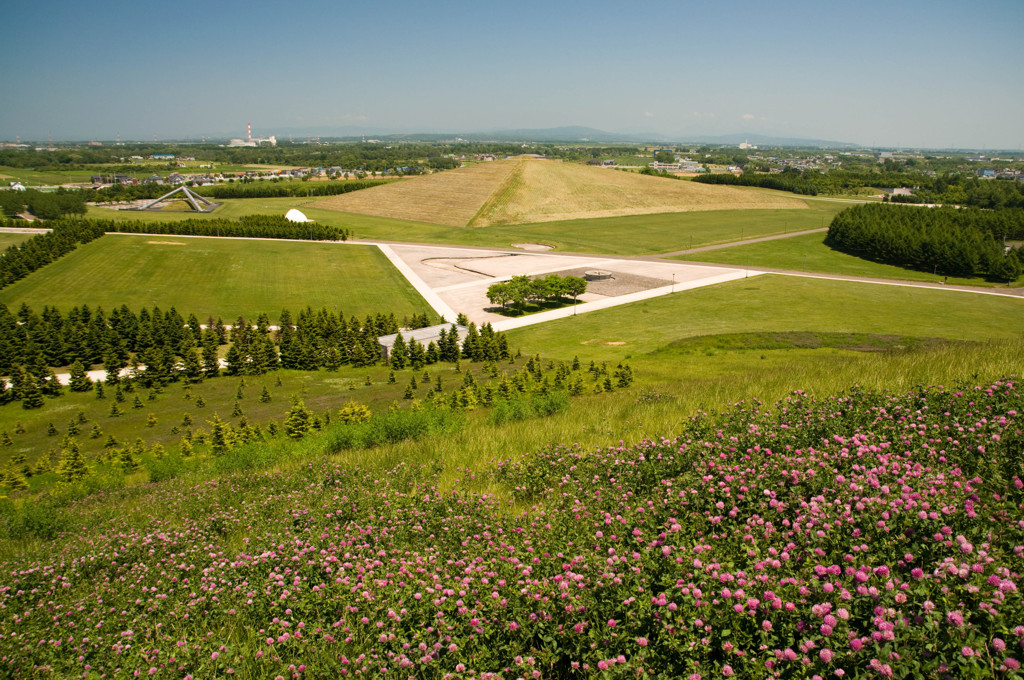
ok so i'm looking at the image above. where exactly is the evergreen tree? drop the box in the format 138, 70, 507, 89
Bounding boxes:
259, 385, 272, 403
338, 401, 371, 423
389, 333, 407, 369
209, 415, 232, 455
117, 448, 140, 473
284, 398, 311, 439
179, 336, 203, 384
231, 401, 243, 417
41, 370, 63, 397
68, 360, 93, 392
201, 330, 220, 378
56, 442, 89, 482
21, 380, 44, 409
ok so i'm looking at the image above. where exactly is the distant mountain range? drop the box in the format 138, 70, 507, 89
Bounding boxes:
252, 125, 859, 148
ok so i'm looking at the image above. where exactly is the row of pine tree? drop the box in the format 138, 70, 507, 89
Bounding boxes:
825, 204, 1023, 280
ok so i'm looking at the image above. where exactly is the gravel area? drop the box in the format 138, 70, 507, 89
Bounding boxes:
552, 267, 672, 296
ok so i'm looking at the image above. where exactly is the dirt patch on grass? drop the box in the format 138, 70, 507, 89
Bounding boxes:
511, 243, 554, 251
147, 241, 187, 246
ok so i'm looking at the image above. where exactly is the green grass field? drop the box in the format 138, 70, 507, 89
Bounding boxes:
0, 236, 435, 321
0, 233, 36, 250
673, 232, 1018, 287
90, 197, 846, 256
505, 274, 1024, 362
0, 166, 99, 186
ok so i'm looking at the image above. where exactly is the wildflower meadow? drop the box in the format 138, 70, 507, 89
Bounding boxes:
1, 378, 1021, 678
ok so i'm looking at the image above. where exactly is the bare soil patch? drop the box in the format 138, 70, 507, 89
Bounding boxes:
553, 267, 671, 296
511, 243, 554, 251
147, 241, 187, 246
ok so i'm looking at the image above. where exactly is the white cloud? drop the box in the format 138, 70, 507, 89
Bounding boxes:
644, 111, 654, 118
741, 113, 756, 121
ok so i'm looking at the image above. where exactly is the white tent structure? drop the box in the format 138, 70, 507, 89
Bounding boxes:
285, 208, 310, 223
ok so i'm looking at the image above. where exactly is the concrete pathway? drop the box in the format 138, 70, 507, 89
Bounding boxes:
375, 243, 460, 323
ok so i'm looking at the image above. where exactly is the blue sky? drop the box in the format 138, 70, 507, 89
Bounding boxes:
2, 0, 1022, 148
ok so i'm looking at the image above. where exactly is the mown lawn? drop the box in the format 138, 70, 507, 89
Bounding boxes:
505, 274, 1024, 362
90, 197, 846, 256
0, 235, 435, 321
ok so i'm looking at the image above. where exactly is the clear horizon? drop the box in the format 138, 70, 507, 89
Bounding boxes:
2, 0, 1022, 150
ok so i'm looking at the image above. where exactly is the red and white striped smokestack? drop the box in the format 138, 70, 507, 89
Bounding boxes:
247, 123, 252, 143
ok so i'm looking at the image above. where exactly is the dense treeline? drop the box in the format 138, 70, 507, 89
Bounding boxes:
0, 188, 87, 219
825, 203, 1023, 280
692, 171, 819, 195
83, 178, 388, 203
885, 175, 1024, 209
0, 142, 639, 175
0, 302, 510, 407
0, 221, 106, 290
696, 167, 1024, 207
64, 216, 349, 241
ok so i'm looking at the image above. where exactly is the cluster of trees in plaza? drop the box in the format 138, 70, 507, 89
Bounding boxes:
825, 204, 1023, 280
486, 274, 587, 313
0, 188, 88, 219
0, 221, 106, 290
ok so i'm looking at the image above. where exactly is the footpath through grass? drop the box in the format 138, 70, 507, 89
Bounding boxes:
673, 231, 1020, 287
0, 235, 435, 321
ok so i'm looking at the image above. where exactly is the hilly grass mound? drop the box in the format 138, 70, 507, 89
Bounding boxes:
471, 158, 807, 226
0, 236, 434, 321
314, 161, 520, 227
313, 159, 806, 228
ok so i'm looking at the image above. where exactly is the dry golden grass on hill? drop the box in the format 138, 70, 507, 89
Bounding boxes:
313, 159, 806, 227
313, 161, 519, 227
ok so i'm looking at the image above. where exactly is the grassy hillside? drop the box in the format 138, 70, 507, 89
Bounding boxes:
0, 235, 434, 321
313, 161, 520, 226
0, 338, 1021, 678
471, 158, 807, 226
313, 159, 807, 227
